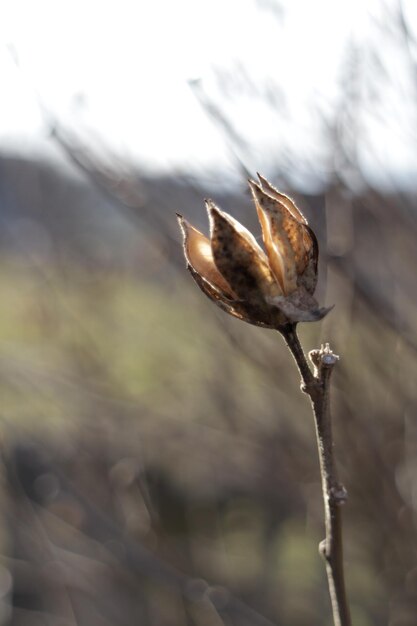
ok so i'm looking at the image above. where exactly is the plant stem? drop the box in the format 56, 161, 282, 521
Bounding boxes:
281, 324, 351, 626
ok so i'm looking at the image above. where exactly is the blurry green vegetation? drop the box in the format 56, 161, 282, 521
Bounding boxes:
0, 259, 279, 428
1, 221, 416, 626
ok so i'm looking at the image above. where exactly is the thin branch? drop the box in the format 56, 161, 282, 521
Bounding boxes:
280, 324, 351, 626
280, 324, 316, 391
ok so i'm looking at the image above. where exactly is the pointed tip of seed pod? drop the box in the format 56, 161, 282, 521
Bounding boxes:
205, 199, 221, 234
301, 303, 335, 323
248, 179, 265, 205
176, 213, 185, 233
247, 178, 261, 192
257, 172, 274, 190
317, 304, 335, 320
205, 198, 221, 216
177, 213, 192, 234
247, 179, 263, 201
176, 214, 201, 248
176, 214, 190, 248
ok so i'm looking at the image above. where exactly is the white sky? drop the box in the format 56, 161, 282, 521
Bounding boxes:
1, 0, 417, 189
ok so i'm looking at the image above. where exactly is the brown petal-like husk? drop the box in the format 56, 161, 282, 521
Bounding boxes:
267, 288, 334, 323
250, 180, 320, 296
207, 200, 282, 303
298, 223, 319, 295
187, 265, 277, 328
177, 214, 235, 298
255, 176, 319, 294
257, 173, 307, 224
249, 181, 303, 295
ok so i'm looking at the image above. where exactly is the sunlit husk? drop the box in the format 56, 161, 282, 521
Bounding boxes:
177, 174, 331, 330
249, 181, 301, 294
177, 214, 235, 297
207, 200, 282, 302
257, 176, 319, 295
257, 173, 307, 224
252, 180, 319, 296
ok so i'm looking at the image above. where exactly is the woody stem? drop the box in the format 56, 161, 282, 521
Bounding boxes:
280, 324, 351, 626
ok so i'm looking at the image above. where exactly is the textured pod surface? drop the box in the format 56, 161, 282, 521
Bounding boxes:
297, 223, 319, 295
177, 174, 331, 330
268, 290, 334, 323
252, 180, 319, 296
207, 201, 281, 303
187, 265, 281, 328
250, 181, 302, 294
177, 214, 235, 297
257, 173, 307, 224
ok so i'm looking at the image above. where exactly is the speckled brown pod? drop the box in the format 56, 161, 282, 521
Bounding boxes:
177, 174, 332, 329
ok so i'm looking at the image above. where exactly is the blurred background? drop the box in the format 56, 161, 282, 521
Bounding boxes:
0, 0, 417, 624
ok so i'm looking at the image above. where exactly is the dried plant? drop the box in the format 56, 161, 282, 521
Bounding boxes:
178, 174, 351, 626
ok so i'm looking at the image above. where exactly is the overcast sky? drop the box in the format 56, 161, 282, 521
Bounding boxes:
1, 0, 417, 190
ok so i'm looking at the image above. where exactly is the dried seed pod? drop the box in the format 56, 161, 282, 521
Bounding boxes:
177, 175, 332, 329
207, 200, 281, 304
